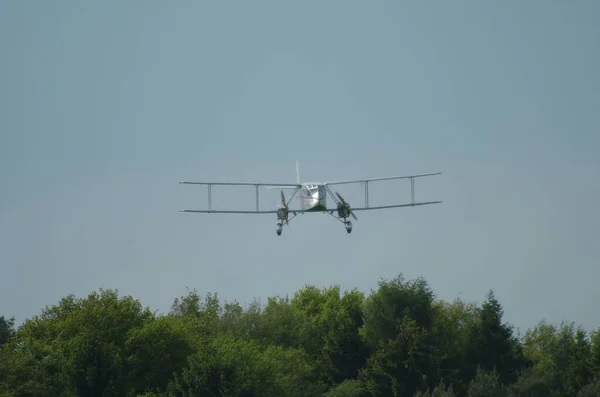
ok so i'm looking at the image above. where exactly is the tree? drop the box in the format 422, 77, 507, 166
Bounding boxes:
125, 315, 195, 395
414, 380, 457, 397
465, 290, 528, 385
431, 298, 480, 394
577, 376, 600, 397
0, 315, 15, 346
523, 321, 593, 396
165, 333, 319, 397
291, 285, 368, 386
324, 379, 369, 397
466, 367, 505, 397
589, 327, 600, 374
505, 367, 556, 397
1, 273, 600, 396
359, 275, 442, 396
0, 289, 157, 396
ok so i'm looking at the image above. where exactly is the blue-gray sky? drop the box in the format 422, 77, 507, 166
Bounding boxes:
1, 0, 599, 333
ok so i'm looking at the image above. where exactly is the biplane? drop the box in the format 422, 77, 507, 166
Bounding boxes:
179, 162, 442, 235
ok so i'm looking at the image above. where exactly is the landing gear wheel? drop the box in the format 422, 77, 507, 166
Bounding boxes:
345, 220, 352, 234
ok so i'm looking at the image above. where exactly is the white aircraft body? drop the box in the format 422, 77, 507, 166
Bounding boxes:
180, 162, 442, 235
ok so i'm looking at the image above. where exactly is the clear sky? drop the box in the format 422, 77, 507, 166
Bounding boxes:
1, 0, 599, 334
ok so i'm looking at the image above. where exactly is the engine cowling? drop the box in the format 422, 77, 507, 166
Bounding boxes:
337, 201, 348, 218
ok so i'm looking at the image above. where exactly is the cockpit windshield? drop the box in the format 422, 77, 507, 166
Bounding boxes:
304, 185, 317, 196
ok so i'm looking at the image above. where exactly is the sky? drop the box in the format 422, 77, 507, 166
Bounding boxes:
1, 0, 599, 334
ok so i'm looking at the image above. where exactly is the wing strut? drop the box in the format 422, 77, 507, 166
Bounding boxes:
324, 173, 442, 211
180, 182, 301, 214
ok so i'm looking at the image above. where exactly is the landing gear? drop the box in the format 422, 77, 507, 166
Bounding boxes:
333, 191, 356, 234
345, 220, 352, 234
276, 190, 289, 236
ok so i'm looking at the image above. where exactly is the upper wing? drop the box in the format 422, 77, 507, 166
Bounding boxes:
179, 181, 303, 215
180, 209, 311, 215
180, 209, 279, 214
179, 181, 299, 187
324, 172, 441, 186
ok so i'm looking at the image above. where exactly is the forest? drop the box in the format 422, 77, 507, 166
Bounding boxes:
1, 274, 599, 397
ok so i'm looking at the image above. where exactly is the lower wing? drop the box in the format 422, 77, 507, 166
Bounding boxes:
345, 201, 442, 211
180, 201, 441, 214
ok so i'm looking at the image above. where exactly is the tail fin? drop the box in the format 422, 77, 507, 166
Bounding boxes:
267, 161, 299, 189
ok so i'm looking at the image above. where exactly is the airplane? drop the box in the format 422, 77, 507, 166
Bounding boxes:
179, 161, 442, 235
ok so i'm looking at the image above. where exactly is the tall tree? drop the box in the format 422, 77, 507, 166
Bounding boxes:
2, 273, 600, 396
431, 299, 480, 395
359, 275, 442, 396
523, 321, 593, 397
0, 315, 15, 346
166, 333, 319, 397
465, 290, 528, 385
589, 327, 600, 375
1, 289, 158, 396
291, 285, 368, 386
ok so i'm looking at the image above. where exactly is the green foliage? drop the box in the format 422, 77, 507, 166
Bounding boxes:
523, 320, 593, 396
505, 367, 557, 396
0, 316, 15, 346
165, 333, 318, 397
324, 378, 369, 397
465, 291, 528, 386
126, 315, 195, 395
430, 298, 479, 394
589, 328, 600, 371
577, 376, 600, 397
0, 274, 599, 397
466, 367, 504, 397
414, 380, 457, 397
290, 285, 367, 386
358, 275, 444, 396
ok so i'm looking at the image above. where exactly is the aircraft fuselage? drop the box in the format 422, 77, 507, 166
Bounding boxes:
299, 184, 327, 212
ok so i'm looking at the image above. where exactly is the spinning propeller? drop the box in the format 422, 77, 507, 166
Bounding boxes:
335, 192, 358, 221
280, 190, 289, 224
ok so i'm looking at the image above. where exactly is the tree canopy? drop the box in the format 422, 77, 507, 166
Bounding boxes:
1, 274, 598, 397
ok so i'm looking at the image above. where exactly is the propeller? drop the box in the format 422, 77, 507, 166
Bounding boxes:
335, 192, 357, 221
280, 190, 289, 224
